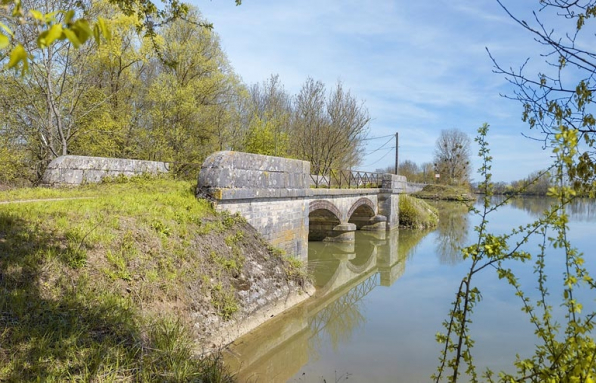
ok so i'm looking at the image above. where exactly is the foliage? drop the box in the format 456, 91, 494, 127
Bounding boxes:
433, 123, 596, 382
0, 3, 243, 183
399, 194, 439, 229
0, 0, 243, 73
377, 161, 434, 183
236, 74, 292, 156
433, 128, 472, 186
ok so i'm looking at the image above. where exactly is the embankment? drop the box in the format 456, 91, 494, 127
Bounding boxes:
0, 177, 311, 381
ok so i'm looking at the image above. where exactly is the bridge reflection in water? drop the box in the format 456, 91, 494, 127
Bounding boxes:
224, 228, 430, 382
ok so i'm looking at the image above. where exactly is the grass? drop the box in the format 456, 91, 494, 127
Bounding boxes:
411, 184, 475, 201
399, 194, 439, 229
0, 175, 306, 382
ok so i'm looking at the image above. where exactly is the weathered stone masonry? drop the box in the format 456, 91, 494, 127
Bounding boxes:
42, 155, 169, 186
198, 151, 407, 263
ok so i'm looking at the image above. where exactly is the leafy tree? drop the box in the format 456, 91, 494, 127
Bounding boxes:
0, 0, 105, 181
140, 7, 242, 176
433, 128, 471, 186
397, 160, 421, 182
239, 74, 292, 156
1, 0, 240, 73
67, 0, 149, 158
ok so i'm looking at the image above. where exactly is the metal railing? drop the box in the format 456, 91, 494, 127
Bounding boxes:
310, 169, 384, 189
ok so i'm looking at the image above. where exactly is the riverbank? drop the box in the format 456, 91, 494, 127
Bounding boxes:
0, 176, 310, 381
411, 184, 475, 201
399, 194, 439, 229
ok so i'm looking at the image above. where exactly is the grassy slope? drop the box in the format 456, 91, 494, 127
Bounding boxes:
411, 184, 475, 201
0, 176, 306, 382
399, 194, 439, 229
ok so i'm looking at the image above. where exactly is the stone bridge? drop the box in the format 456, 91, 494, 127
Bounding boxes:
198, 151, 408, 262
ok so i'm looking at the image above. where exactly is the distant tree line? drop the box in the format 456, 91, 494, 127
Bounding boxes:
0, 1, 369, 185
473, 169, 552, 196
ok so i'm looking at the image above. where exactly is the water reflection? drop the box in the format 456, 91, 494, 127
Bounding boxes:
224, 229, 431, 382
506, 196, 596, 221
432, 201, 470, 265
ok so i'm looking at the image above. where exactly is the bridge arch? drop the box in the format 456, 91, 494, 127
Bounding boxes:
309, 200, 342, 220
347, 197, 377, 229
308, 200, 342, 241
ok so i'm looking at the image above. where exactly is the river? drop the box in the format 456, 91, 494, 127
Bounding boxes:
224, 197, 596, 382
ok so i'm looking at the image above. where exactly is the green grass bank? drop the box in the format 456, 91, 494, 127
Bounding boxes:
411, 184, 475, 202
399, 194, 439, 229
0, 176, 308, 382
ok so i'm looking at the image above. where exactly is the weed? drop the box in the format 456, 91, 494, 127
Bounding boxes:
210, 283, 239, 320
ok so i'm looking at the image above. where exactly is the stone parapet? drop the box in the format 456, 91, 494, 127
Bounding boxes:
381, 174, 407, 192
311, 188, 380, 197
42, 155, 169, 186
199, 151, 310, 192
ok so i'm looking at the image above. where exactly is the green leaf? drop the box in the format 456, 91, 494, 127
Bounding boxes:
29, 9, 44, 22
0, 33, 8, 49
62, 28, 81, 48
97, 17, 111, 41
7, 44, 28, 75
37, 24, 63, 48
63, 10, 75, 25
71, 19, 92, 45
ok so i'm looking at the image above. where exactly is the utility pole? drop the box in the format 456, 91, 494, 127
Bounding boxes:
394, 132, 399, 175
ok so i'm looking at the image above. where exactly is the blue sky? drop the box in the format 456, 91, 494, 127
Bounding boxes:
194, 0, 561, 182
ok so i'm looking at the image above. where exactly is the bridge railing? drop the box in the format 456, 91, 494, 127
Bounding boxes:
310, 169, 384, 189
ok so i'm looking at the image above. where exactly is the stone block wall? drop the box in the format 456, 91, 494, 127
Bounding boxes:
42, 155, 169, 186
217, 198, 309, 261
381, 173, 407, 192
199, 151, 312, 262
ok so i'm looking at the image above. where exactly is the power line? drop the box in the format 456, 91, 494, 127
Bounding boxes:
361, 133, 395, 141
365, 136, 394, 155
363, 147, 395, 167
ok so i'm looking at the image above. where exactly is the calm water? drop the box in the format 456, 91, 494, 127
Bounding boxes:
224, 197, 596, 382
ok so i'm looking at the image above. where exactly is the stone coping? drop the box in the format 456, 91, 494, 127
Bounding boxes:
311, 188, 382, 196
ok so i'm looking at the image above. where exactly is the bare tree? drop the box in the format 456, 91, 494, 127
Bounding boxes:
290, 78, 370, 175
433, 129, 471, 185
398, 160, 421, 182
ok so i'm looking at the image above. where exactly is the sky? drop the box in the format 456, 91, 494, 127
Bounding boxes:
192, 0, 567, 183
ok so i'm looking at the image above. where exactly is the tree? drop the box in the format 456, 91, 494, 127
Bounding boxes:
0, 0, 104, 181
240, 74, 292, 156
139, 7, 242, 176
1, 0, 239, 73
398, 160, 423, 182
433, 129, 471, 186
290, 78, 370, 175
490, 0, 596, 194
